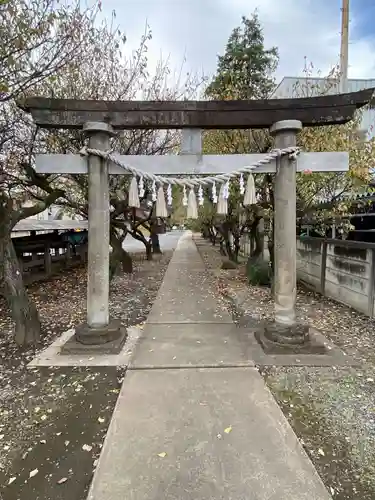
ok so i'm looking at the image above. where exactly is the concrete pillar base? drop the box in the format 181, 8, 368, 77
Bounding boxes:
61, 320, 127, 355
255, 322, 327, 355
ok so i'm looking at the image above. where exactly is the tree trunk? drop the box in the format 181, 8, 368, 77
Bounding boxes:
150, 231, 162, 254
233, 235, 241, 262
121, 249, 133, 273
224, 228, 237, 262
219, 237, 226, 256
201, 224, 210, 241
127, 227, 153, 261
224, 238, 235, 262
210, 226, 217, 245
109, 230, 132, 279
0, 201, 40, 346
250, 216, 265, 259
144, 240, 152, 260
132, 229, 152, 260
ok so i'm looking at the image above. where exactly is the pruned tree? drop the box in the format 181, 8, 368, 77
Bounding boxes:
201, 12, 278, 264
42, 21, 204, 267
0, 0, 119, 346
293, 63, 375, 237
206, 12, 278, 100
0, 0, 100, 102
198, 15, 375, 281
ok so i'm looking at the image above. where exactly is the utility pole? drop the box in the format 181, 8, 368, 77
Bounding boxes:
339, 0, 349, 93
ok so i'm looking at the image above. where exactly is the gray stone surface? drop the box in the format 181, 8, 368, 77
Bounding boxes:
87, 232, 332, 500
147, 234, 232, 324
129, 323, 253, 369
244, 327, 357, 367
88, 368, 331, 500
61, 325, 127, 355
85, 121, 114, 328
28, 325, 143, 368
271, 120, 302, 327
256, 323, 327, 355
229, 288, 354, 367
74, 319, 124, 345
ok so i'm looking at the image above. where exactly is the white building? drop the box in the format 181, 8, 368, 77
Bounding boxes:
28, 204, 76, 221
271, 77, 375, 140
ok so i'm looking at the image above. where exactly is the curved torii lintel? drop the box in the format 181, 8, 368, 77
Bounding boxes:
19, 87, 374, 130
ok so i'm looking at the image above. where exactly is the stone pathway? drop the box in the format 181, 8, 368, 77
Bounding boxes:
87, 232, 332, 500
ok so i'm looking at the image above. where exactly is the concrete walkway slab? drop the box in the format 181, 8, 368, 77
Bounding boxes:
146, 232, 232, 324
129, 323, 254, 368
147, 265, 232, 325
87, 232, 332, 500
88, 368, 331, 500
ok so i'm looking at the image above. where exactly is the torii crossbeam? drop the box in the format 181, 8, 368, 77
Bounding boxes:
21, 88, 373, 129
20, 88, 374, 354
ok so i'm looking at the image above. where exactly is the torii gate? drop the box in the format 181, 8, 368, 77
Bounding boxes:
21, 88, 374, 354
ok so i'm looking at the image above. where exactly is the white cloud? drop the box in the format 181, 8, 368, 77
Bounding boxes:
102, 0, 375, 83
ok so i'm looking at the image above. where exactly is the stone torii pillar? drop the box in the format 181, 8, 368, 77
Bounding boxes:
272, 120, 301, 328
84, 122, 112, 330
63, 122, 126, 353
256, 119, 324, 354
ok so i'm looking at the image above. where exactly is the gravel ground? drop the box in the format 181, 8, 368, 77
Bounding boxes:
0, 252, 172, 500
194, 235, 375, 500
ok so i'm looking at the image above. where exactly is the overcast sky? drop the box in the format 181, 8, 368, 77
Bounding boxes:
100, 0, 375, 84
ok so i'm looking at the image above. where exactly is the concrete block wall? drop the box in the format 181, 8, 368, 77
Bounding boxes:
297, 239, 323, 292
241, 235, 375, 317
297, 237, 375, 317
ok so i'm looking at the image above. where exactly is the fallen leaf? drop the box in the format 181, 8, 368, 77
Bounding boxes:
29, 469, 39, 478
57, 477, 68, 484
318, 448, 325, 456
98, 417, 105, 423
224, 426, 232, 434
8, 477, 16, 485
157, 452, 167, 458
